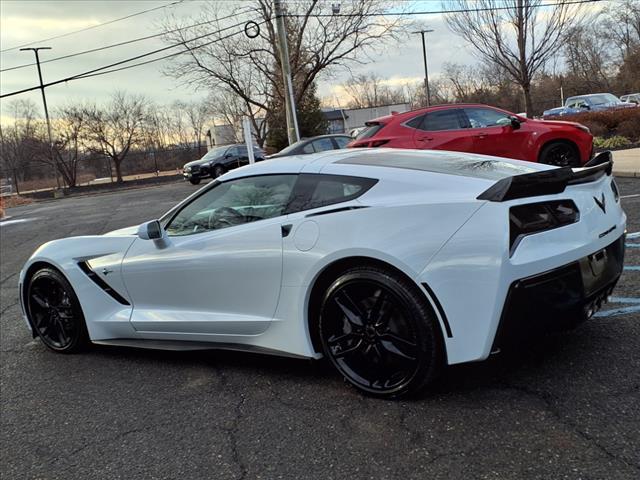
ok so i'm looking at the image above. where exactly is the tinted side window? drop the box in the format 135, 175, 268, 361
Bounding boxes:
166, 175, 297, 236
312, 138, 334, 152
226, 147, 238, 157
334, 136, 351, 148
420, 110, 463, 131
302, 142, 315, 154
287, 174, 378, 213
463, 108, 511, 128
405, 115, 425, 129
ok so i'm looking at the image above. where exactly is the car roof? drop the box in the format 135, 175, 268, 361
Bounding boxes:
222, 148, 551, 183
368, 104, 508, 124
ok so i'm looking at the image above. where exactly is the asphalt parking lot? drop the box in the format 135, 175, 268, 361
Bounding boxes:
1, 178, 639, 480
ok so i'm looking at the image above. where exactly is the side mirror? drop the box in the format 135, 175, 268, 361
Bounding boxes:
137, 220, 163, 240
510, 116, 521, 130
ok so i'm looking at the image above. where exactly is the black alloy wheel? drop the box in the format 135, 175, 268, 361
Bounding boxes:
319, 266, 443, 398
539, 141, 580, 167
26, 268, 89, 353
213, 165, 226, 178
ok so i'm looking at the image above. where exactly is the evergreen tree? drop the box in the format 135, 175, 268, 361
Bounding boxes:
267, 82, 328, 152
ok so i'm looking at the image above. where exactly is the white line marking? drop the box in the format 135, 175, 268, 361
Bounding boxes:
0, 218, 37, 227
621, 194, 640, 199
627, 232, 640, 239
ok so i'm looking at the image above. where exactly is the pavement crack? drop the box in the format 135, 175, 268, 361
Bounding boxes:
498, 382, 640, 472
0, 301, 18, 317
224, 394, 248, 480
0, 272, 18, 286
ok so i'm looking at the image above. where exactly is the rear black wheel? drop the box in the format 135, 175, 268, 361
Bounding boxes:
26, 268, 89, 353
319, 266, 444, 398
539, 141, 581, 167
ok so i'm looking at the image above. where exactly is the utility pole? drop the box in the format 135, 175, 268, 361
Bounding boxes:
273, 0, 300, 145
413, 29, 434, 107
20, 46, 61, 189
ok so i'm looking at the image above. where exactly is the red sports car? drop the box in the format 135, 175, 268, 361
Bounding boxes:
348, 104, 593, 167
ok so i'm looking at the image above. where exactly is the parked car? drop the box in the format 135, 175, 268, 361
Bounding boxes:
19, 149, 624, 398
543, 93, 636, 118
620, 93, 640, 104
183, 144, 264, 184
348, 104, 593, 167
267, 134, 352, 158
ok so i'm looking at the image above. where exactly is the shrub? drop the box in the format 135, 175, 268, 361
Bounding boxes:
593, 136, 631, 149
581, 120, 608, 137
616, 119, 640, 142
547, 108, 640, 140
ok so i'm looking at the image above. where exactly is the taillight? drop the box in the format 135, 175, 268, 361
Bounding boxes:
509, 200, 580, 255
370, 139, 390, 148
611, 179, 620, 202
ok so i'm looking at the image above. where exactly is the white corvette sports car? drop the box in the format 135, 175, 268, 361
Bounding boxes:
19, 149, 626, 397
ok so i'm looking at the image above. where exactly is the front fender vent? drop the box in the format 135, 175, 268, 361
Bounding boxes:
77, 261, 131, 306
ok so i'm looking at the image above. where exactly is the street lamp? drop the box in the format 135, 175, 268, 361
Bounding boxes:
412, 29, 434, 107
20, 46, 60, 189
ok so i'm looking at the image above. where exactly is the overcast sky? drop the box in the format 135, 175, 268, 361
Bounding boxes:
0, 0, 478, 122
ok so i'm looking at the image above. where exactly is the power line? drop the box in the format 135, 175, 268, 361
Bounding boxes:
0, 17, 265, 99
0, 8, 254, 73
0, 0, 606, 99
0, 1, 186, 53
283, 0, 603, 17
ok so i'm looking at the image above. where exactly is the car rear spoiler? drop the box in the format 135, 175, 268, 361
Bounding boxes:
477, 151, 613, 202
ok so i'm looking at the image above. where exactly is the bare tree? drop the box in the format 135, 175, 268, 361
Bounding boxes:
175, 101, 210, 154
161, 0, 408, 145
341, 73, 409, 109
83, 92, 147, 183
0, 100, 44, 194
600, 0, 640, 60
445, 0, 587, 115
47, 105, 88, 188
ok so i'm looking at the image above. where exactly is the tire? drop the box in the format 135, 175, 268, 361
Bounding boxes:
539, 141, 581, 167
212, 165, 226, 178
189, 177, 201, 185
26, 267, 89, 353
319, 265, 444, 398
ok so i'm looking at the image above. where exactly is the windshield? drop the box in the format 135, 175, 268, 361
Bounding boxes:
588, 94, 620, 105
355, 123, 385, 140
276, 139, 307, 156
200, 146, 228, 160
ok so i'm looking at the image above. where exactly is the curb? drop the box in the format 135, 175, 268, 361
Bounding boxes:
613, 171, 640, 178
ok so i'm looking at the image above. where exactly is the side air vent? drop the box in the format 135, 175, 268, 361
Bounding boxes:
77, 261, 131, 306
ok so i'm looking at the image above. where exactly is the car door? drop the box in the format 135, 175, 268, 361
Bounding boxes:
222, 146, 240, 168
411, 108, 473, 152
121, 174, 298, 337
461, 107, 526, 159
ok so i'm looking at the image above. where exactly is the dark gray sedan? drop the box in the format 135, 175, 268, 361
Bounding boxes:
268, 134, 352, 158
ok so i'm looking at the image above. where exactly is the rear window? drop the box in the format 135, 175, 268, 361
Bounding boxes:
355, 123, 385, 140
286, 174, 378, 212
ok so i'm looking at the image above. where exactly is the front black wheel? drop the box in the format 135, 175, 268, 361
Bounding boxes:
189, 177, 201, 185
26, 268, 89, 353
213, 165, 226, 178
539, 141, 580, 167
319, 266, 444, 398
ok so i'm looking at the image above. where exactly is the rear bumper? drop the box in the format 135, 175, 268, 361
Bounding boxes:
492, 234, 625, 349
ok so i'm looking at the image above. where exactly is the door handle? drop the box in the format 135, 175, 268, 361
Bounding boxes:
474, 133, 488, 139
281, 224, 293, 238
418, 137, 434, 142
